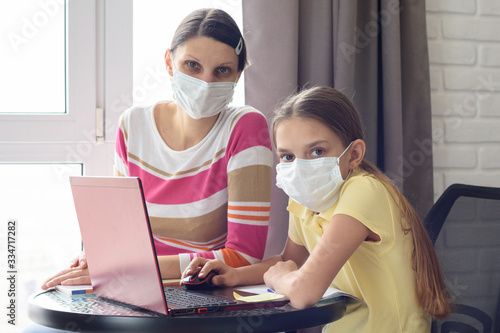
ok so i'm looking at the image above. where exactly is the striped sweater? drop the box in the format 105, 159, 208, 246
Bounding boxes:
114, 102, 273, 272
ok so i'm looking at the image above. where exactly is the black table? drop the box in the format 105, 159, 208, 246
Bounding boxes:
28, 290, 347, 333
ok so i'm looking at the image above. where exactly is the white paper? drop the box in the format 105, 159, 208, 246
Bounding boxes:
235, 284, 354, 299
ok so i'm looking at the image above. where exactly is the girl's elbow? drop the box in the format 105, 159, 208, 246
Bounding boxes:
288, 293, 321, 309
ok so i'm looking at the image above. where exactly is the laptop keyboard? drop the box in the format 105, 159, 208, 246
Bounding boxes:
164, 287, 238, 308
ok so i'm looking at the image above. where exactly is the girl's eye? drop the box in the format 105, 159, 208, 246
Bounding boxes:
281, 154, 295, 162
311, 149, 324, 157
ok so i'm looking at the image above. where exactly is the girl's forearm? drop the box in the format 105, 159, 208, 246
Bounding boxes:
264, 263, 325, 309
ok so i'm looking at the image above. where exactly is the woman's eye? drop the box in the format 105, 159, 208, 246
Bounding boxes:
186, 61, 200, 69
311, 149, 324, 157
216, 67, 231, 75
281, 154, 294, 162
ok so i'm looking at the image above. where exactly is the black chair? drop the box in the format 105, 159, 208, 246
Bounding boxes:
423, 184, 500, 333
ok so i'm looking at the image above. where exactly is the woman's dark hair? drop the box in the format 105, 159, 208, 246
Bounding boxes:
170, 8, 248, 72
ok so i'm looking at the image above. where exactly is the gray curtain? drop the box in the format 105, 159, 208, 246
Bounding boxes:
243, 0, 434, 256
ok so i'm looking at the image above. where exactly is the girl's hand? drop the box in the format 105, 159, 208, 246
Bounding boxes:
263, 260, 298, 295
181, 258, 241, 288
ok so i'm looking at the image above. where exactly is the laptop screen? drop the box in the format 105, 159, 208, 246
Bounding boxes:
70, 176, 168, 315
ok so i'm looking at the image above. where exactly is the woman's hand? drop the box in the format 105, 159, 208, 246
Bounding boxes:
181, 258, 241, 288
41, 252, 91, 290
69, 251, 88, 269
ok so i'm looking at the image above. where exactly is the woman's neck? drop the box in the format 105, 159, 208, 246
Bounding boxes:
154, 102, 218, 151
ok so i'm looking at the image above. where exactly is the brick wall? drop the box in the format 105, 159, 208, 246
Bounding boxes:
426, 4, 500, 330
426, 0, 500, 199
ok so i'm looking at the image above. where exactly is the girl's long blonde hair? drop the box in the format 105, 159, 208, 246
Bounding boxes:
273, 86, 451, 319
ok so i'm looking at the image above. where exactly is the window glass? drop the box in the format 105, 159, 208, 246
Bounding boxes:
0, 163, 82, 331
133, 0, 244, 107
0, 0, 65, 113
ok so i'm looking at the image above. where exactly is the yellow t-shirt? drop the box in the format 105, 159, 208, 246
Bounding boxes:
287, 170, 430, 333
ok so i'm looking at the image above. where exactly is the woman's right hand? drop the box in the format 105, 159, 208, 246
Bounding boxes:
41, 252, 91, 290
181, 258, 240, 288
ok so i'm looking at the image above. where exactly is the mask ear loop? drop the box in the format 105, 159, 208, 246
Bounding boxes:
339, 141, 354, 159
340, 141, 354, 180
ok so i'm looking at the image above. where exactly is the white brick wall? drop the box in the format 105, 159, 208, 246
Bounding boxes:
426, 7, 499, 328
427, 0, 500, 198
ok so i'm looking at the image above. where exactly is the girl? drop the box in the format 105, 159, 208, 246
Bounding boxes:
42, 8, 272, 288
184, 86, 451, 332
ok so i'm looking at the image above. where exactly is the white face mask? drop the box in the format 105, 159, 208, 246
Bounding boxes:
171, 69, 236, 119
275, 142, 353, 212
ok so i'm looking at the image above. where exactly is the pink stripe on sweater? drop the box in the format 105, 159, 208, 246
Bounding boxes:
153, 238, 220, 257
190, 252, 216, 260
153, 238, 193, 256
226, 113, 272, 156
152, 223, 267, 261
115, 128, 127, 165
225, 223, 268, 260
127, 157, 228, 205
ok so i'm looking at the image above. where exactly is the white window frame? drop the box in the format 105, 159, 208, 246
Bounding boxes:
0, 0, 132, 176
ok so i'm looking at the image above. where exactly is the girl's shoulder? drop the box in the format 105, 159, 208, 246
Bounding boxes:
342, 170, 396, 202
344, 169, 383, 188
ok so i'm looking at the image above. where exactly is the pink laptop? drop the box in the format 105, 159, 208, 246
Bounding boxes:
69, 176, 288, 316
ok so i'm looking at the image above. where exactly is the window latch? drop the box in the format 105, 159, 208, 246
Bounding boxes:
96, 107, 104, 144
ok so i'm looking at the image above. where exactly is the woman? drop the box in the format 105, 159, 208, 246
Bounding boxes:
42, 8, 273, 289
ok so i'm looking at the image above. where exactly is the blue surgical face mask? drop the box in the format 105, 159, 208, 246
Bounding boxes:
275, 142, 353, 212
171, 67, 237, 119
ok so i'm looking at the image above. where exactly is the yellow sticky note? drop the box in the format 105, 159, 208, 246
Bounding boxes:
233, 291, 285, 303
